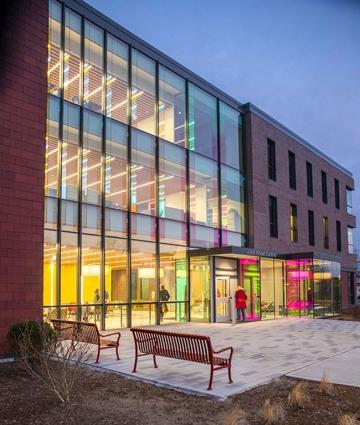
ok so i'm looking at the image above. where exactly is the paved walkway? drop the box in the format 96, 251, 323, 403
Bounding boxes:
89, 318, 360, 399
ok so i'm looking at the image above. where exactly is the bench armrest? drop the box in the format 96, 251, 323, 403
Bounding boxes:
212, 346, 233, 360
99, 331, 121, 342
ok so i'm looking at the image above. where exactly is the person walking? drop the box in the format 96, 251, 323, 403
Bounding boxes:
235, 285, 247, 322
159, 285, 170, 322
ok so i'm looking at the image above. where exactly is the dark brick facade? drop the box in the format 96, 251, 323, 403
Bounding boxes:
0, 0, 48, 354
244, 107, 357, 304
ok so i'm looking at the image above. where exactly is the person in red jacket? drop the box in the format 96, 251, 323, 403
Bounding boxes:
235, 285, 247, 322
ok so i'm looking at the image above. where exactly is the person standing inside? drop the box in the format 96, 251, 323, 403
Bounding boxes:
159, 285, 170, 322
235, 285, 247, 322
93, 288, 101, 322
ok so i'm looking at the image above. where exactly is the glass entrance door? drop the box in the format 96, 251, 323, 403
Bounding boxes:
239, 258, 260, 321
215, 276, 230, 322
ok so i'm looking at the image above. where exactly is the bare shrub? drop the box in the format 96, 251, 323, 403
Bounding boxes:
288, 381, 308, 408
223, 408, 248, 425
319, 373, 334, 395
11, 321, 91, 403
339, 414, 359, 425
259, 399, 285, 424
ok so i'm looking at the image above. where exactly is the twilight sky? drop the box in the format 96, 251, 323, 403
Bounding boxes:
86, 0, 360, 248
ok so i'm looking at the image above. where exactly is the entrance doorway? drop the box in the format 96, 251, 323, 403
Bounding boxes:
215, 276, 237, 322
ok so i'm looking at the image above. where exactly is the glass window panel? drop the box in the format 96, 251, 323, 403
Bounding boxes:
105, 305, 128, 329
189, 153, 219, 227
105, 208, 127, 237
64, 8, 81, 104
239, 258, 261, 321
82, 111, 103, 205
60, 232, 78, 305
48, 0, 62, 95
348, 226, 354, 254
221, 165, 245, 233
63, 101, 80, 144
81, 235, 101, 306
159, 141, 186, 221
61, 200, 78, 231
105, 237, 127, 303
159, 219, 187, 245
106, 34, 128, 123
82, 204, 101, 235
131, 213, 156, 241
346, 188, 353, 214
105, 118, 128, 209
160, 244, 188, 304
45, 196, 58, 229
188, 84, 217, 159
220, 102, 242, 170
43, 229, 57, 306
131, 240, 157, 302
45, 97, 60, 197
313, 259, 334, 317
131, 49, 156, 135
221, 230, 245, 247
84, 21, 104, 113
190, 256, 210, 322
131, 303, 156, 327
190, 224, 219, 248
131, 130, 156, 215
158, 66, 186, 145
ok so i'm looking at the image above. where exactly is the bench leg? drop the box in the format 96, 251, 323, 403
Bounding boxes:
95, 346, 100, 364
132, 353, 138, 373
207, 366, 214, 391
153, 354, 158, 368
115, 344, 120, 361
228, 365, 233, 384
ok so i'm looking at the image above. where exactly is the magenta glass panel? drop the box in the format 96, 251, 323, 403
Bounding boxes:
239, 258, 260, 321
285, 259, 313, 316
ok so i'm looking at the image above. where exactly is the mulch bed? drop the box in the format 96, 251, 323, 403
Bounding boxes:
1, 362, 360, 425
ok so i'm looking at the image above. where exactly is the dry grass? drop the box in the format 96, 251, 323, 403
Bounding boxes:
259, 399, 285, 424
288, 381, 309, 408
339, 414, 359, 425
319, 373, 334, 395
223, 408, 248, 425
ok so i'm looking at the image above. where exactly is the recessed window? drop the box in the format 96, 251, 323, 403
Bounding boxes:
290, 204, 298, 242
267, 139, 276, 181
269, 196, 278, 238
347, 226, 354, 254
336, 220, 341, 252
288, 151, 296, 190
334, 179, 340, 209
321, 171, 327, 204
306, 162, 313, 197
323, 217, 329, 249
308, 210, 315, 246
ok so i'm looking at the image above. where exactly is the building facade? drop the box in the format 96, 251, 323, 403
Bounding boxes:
0, 0, 357, 352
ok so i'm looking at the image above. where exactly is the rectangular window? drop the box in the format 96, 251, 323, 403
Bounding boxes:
323, 216, 329, 249
306, 161, 313, 197
159, 66, 186, 146
267, 139, 276, 181
131, 49, 156, 135
336, 220, 341, 252
348, 272, 355, 305
269, 196, 278, 238
45, 96, 60, 198
347, 226, 354, 254
48, 0, 62, 96
346, 187, 353, 214
221, 165, 245, 234
288, 151, 296, 189
220, 102, 242, 170
64, 8, 81, 104
334, 179, 340, 209
321, 171, 327, 204
308, 210, 315, 246
290, 204, 298, 242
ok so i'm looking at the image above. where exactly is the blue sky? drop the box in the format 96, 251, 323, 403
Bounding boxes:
87, 0, 360, 248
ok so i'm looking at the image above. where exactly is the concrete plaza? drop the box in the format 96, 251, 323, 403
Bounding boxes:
90, 318, 360, 399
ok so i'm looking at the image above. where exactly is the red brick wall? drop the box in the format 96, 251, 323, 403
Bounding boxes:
0, 0, 48, 354
245, 110, 357, 306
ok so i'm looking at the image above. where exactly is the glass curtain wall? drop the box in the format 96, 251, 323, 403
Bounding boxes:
239, 258, 260, 321
285, 259, 313, 316
45, 0, 246, 328
260, 259, 285, 320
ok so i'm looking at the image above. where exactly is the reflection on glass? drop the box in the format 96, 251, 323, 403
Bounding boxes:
106, 34, 128, 124
105, 119, 127, 209
188, 84, 217, 159
160, 244, 187, 304
131, 50, 156, 135
82, 204, 101, 235
48, 0, 62, 95
220, 102, 242, 170
190, 224, 219, 248
84, 21, 104, 113
190, 256, 210, 322
131, 240, 156, 302
131, 304, 156, 327
260, 259, 275, 320
130, 130, 156, 215
131, 213, 156, 241
189, 153, 218, 227
81, 235, 101, 311
221, 165, 245, 233
43, 230, 57, 306
239, 258, 260, 321
60, 232, 77, 305
45, 197, 57, 229
105, 208, 127, 237
313, 259, 335, 317
105, 237, 127, 303
285, 259, 313, 316
159, 219, 187, 246
159, 141, 186, 221
64, 8, 81, 104
45, 97, 60, 197
61, 200, 78, 231
105, 305, 127, 329
82, 110, 103, 205
159, 66, 186, 145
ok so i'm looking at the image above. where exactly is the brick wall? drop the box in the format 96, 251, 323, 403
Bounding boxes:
0, 0, 48, 354
245, 109, 357, 306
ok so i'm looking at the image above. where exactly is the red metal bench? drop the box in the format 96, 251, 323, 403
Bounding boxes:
130, 328, 233, 390
52, 319, 121, 364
